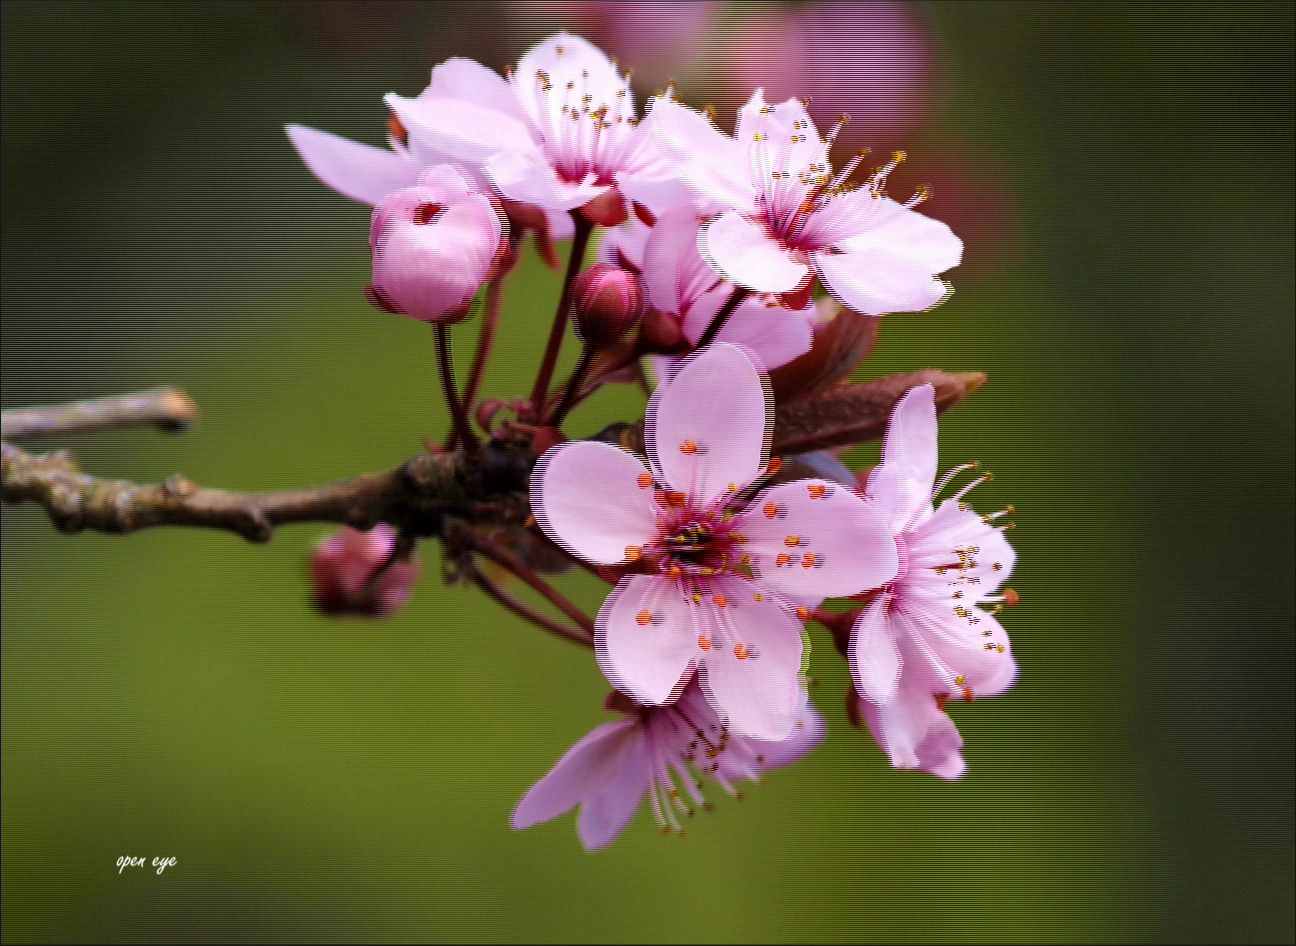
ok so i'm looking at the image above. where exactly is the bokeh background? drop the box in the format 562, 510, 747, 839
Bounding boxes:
3, 2, 1292, 941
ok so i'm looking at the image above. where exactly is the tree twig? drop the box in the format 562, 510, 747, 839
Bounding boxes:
1, 387, 196, 441
0, 439, 530, 543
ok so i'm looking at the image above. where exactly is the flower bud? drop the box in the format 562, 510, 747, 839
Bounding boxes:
370, 166, 504, 324
301, 525, 414, 617
573, 263, 648, 348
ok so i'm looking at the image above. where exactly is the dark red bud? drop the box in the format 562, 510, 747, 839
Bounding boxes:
573, 263, 648, 348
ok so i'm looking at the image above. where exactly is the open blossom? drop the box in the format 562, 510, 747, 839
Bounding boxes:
597, 208, 814, 377
383, 32, 687, 224
651, 90, 961, 316
369, 166, 504, 323
512, 680, 821, 847
850, 384, 1017, 778
285, 75, 573, 247
302, 525, 413, 616
532, 343, 898, 739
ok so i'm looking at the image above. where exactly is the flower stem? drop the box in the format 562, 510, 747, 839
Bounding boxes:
546, 344, 597, 428
435, 323, 481, 453
693, 287, 752, 350
458, 277, 501, 423
469, 531, 595, 635
529, 211, 594, 418
468, 561, 594, 648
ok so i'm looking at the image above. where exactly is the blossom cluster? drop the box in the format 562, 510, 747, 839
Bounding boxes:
290, 31, 1018, 848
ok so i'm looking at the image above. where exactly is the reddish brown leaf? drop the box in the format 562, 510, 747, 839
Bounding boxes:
768, 300, 880, 403
772, 370, 987, 455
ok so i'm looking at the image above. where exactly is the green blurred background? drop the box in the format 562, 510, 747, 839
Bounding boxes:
2, 2, 1291, 941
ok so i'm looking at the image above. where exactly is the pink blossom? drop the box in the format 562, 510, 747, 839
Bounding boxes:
490, 2, 930, 145
369, 166, 504, 323
285, 95, 574, 242
384, 32, 688, 223
596, 208, 814, 376
532, 343, 898, 739
301, 525, 413, 617
650, 91, 962, 315
851, 384, 1017, 778
512, 680, 821, 847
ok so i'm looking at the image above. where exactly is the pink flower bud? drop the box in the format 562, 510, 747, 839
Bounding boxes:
301, 525, 414, 617
370, 166, 504, 324
573, 263, 648, 348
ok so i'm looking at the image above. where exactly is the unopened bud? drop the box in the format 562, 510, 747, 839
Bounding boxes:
371, 166, 504, 324
301, 525, 414, 617
573, 263, 648, 348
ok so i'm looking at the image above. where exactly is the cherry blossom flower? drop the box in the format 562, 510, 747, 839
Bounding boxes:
650, 90, 962, 315
369, 166, 505, 323
384, 32, 687, 225
285, 84, 573, 245
532, 343, 898, 739
850, 384, 1017, 778
512, 679, 821, 847
301, 525, 413, 616
596, 208, 814, 378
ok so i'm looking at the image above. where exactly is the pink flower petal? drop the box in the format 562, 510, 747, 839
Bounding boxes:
705, 211, 809, 293
642, 204, 697, 314
733, 90, 829, 181
533, 441, 659, 565
424, 57, 531, 126
849, 595, 902, 704
681, 289, 812, 372
891, 599, 1015, 699
486, 149, 608, 211
511, 716, 643, 832
615, 170, 694, 221
647, 97, 757, 215
648, 343, 770, 507
513, 32, 625, 131
595, 215, 650, 272
285, 124, 421, 206
861, 669, 966, 780
740, 478, 899, 598
575, 731, 652, 848
835, 200, 963, 274
739, 702, 824, 766
870, 383, 939, 533
387, 93, 536, 164
598, 575, 699, 705
816, 246, 951, 316
694, 577, 809, 740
